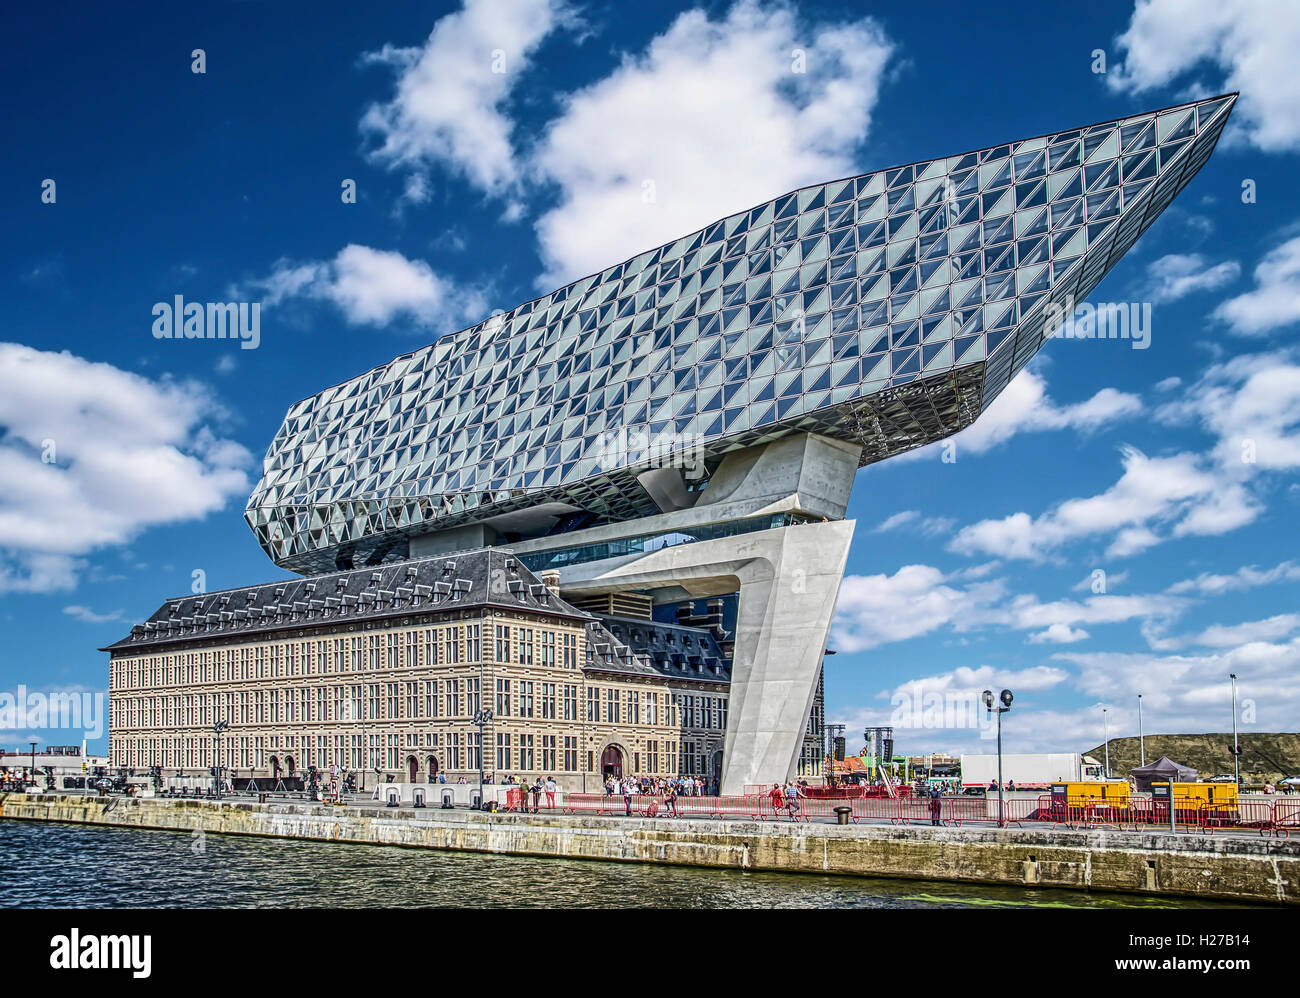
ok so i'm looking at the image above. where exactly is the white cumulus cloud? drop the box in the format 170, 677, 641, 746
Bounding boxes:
1108, 0, 1300, 153
1213, 234, 1300, 336
0, 344, 251, 594
359, 0, 570, 194
241, 244, 489, 331
1143, 252, 1239, 304
531, 1, 894, 286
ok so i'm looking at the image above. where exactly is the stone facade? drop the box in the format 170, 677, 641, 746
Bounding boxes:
105, 549, 736, 790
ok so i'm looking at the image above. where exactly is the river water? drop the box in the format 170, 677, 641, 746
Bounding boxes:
0, 820, 1245, 908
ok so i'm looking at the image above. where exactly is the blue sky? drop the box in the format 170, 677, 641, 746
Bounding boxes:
3, 0, 1299, 759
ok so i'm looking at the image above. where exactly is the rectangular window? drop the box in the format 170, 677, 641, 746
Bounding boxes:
606, 688, 619, 725
424, 680, 439, 718
541, 735, 556, 771
563, 736, 578, 772
518, 681, 534, 719
495, 679, 511, 716
467, 677, 481, 716
444, 679, 461, 718
540, 682, 556, 720
496, 733, 511, 770
562, 684, 578, 721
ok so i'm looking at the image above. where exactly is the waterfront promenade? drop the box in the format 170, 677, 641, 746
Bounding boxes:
2, 792, 1296, 906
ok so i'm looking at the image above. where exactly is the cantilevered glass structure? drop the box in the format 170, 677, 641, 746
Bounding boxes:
247, 94, 1235, 574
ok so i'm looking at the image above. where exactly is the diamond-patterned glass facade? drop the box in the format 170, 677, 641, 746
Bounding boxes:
248, 95, 1236, 574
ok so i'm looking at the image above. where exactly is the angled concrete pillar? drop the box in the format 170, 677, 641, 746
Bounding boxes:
720, 519, 854, 793
549, 518, 854, 794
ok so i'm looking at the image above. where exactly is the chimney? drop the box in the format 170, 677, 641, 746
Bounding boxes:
540, 570, 561, 596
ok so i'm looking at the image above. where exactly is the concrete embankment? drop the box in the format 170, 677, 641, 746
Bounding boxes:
2, 793, 1295, 905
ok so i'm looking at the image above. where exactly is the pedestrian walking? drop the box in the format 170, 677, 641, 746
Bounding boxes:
783, 781, 801, 820
767, 783, 783, 817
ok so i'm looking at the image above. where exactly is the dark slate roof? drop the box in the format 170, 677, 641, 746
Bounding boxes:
583, 620, 663, 680
596, 614, 732, 685
102, 548, 591, 653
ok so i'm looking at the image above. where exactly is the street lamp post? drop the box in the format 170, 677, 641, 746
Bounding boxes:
472, 708, 494, 808
29, 740, 37, 787
981, 689, 1014, 828
1102, 706, 1110, 778
212, 720, 229, 799
1137, 694, 1145, 767
1229, 673, 1240, 785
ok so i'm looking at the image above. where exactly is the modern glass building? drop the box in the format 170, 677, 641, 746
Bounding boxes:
247, 94, 1236, 576
223, 94, 1235, 793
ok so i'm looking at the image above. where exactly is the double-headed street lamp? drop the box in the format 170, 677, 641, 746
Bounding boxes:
1229, 673, 1240, 785
212, 720, 229, 799
1101, 705, 1111, 778
472, 708, 494, 809
981, 689, 1013, 827
1137, 693, 1145, 767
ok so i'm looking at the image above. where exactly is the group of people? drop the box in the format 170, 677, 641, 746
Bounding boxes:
603, 774, 717, 798
602, 775, 719, 816
765, 781, 804, 818
502, 774, 559, 812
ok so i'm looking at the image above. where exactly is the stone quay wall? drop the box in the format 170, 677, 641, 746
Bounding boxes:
1, 793, 1295, 905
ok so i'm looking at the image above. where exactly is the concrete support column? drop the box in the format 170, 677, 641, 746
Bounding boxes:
551, 518, 855, 795
721, 519, 853, 794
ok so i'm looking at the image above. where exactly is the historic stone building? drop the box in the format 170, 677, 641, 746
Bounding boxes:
105, 549, 747, 788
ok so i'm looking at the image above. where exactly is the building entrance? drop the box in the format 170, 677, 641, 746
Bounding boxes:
600, 745, 625, 779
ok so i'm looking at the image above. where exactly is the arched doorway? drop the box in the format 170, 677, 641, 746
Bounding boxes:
426, 756, 439, 783
285, 756, 296, 777
407, 756, 419, 783
269, 755, 281, 779
600, 745, 625, 780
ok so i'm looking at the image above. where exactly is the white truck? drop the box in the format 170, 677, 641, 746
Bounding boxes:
959, 752, 1105, 790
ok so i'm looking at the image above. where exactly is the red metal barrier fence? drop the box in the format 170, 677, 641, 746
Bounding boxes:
504, 788, 1300, 832
1275, 799, 1300, 835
